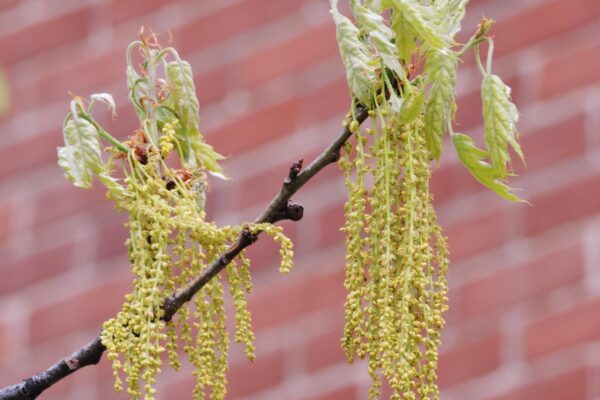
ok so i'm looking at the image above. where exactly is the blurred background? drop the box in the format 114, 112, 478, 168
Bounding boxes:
0, 0, 599, 399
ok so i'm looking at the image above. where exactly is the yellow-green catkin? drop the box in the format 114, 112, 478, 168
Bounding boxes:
340, 106, 450, 400
330, 0, 486, 397
96, 37, 295, 400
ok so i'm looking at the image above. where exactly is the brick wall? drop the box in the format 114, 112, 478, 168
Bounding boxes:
0, 1, 599, 399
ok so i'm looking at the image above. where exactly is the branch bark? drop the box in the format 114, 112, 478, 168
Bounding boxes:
0, 104, 368, 400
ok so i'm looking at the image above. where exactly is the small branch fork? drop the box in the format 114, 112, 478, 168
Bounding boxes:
0, 104, 369, 400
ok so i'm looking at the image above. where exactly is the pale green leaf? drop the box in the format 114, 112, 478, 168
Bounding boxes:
57, 146, 93, 188
355, 4, 405, 80
482, 73, 523, 177
57, 118, 102, 189
166, 60, 200, 164
398, 87, 425, 124
97, 170, 127, 200
433, 0, 468, 37
90, 93, 117, 118
165, 60, 227, 177
386, 0, 452, 51
423, 49, 457, 160
126, 65, 148, 121
363, 0, 383, 12
166, 60, 200, 131
452, 133, 523, 202
391, 10, 417, 61
191, 135, 227, 179
330, 0, 376, 106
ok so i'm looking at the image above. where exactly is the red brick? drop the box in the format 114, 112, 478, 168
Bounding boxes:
228, 350, 284, 397
431, 159, 486, 204
438, 333, 502, 388
159, 375, 196, 400
0, 322, 5, 361
29, 277, 132, 344
299, 78, 350, 126
310, 385, 358, 400
249, 265, 346, 331
0, 7, 93, 65
431, 163, 456, 205
95, 378, 130, 400
0, 0, 18, 12
109, 0, 180, 24
591, 364, 600, 397
539, 40, 600, 99
491, 0, 600, 58
96, 217, 128, 261
454, 87, 483, 131
488, 368, 587, 400
305, 320, 346, 372
237, 160, 292, 209
526, 173, 600, 235
195, 67, 230, 106
204, 77, 349, 160
0, 203, 10, 245
34, 182, 107, 227
238, 23, 338, 89
524, 298, 600, 360
29, 49, 125, 111
458, 243, 584, 319
0, 129, 62, 181
446, 208, 515, 262
518, 115, 586, 173
317, 201, 345, 250
174, 0, 307, 56
206, 98, 301, 156
0, 243, 73, 296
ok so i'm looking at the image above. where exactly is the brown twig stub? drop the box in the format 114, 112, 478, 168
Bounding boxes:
285, 200, 304, 221
284, 159, 303, 185
270, 199, 304, 223
162, 295, 178, 323
329, 148, 342, 163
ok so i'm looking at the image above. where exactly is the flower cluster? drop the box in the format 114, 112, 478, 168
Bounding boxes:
332, 0, 524, 398
59, 33, 294, 400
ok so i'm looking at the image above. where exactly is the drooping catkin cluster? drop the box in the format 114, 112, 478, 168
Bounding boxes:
58, 32, 294, 400
340, 109, 449, 399
332, 0, 524, 398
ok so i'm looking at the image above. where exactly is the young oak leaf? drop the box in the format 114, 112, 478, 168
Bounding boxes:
355, 4, 405, 80
434, 0, 468, 37
330, 0, 377, 106
423, 49, 457, 160
482, 73, 524, 177
452, 133, 523, 202
397, 86, 425, 124
57, 117, 102, 189
385, 0, 452, 52
166, 60, 227, 178
391, 10, 417, 62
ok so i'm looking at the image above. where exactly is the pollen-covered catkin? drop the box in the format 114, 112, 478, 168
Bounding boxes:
332, 0, 523, 398
88, 37, 295, 400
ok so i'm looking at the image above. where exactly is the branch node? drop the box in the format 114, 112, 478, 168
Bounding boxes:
65, 358, 79, 370
239, 227, 259, 247
270, 199, 304, 223
285, 200, 304, 221
283, 159, 303, 185
162, 296, 178, 323
329, 148, 341, 163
